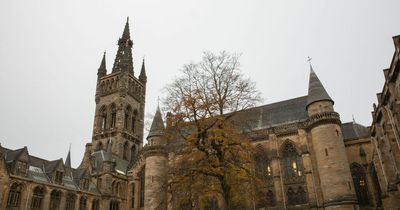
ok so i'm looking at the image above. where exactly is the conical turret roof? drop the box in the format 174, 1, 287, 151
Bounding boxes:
306, 65, 333, 108
147, 106, 165, 139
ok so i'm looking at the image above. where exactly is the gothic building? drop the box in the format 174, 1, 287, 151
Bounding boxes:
0, 19, 399, 210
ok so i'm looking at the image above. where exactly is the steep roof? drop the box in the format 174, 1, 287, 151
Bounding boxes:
234, 96, 309, 130
306, 66, 334, 108
148, 106, 165, 138
341, 122, 370, 140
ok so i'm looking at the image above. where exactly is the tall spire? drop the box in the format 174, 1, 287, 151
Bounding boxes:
147, 106, 165, 139
122, 17, 131, 40
306, 64, 333, 108
139, 58, 147, 84
65, 144, 71, 168
112, 17, 134, 74
97, 52, 107, 79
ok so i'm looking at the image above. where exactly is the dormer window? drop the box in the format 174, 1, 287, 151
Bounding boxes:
55, 171, 63, 185
15, 161, 28, 177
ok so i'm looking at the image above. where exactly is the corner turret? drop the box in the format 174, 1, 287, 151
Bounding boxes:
139, 58, 147, 85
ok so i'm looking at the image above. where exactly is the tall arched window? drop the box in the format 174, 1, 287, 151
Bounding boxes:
100, 106, 107, 131
110, 104, 117, 129
123, 142, 129, 160
49, 190, 61, 210
97, 142, 104, 151
266, 190, 276, 206
254, 145, 272, 180
30, 186, 44, 209
204, 198, 218, 210
139, 168, 145, 208
79, 196, 87, 210
351, 163, 370, 206
281, 142, 303, 179
65, 193, 76, 210
130, 184, 135, 209
7, 182, 23, 208
124, 106, 132, 130
92, 199, 99, 210
131, 145, 137, 161
109, 200, 120, 210
131, 110, 137, 132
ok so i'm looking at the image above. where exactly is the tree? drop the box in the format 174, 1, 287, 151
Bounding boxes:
163, 51, 262, 210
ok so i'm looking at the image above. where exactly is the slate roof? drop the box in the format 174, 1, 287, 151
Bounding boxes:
1, 146, 99, 194
341, 122, 370, 140
307, 67, 334, 107
148, 106, 165, 138
233, 96, 309, 130
91, 150, 129, 175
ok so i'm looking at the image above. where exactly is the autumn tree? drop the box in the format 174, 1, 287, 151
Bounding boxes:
163, 51, 262, 210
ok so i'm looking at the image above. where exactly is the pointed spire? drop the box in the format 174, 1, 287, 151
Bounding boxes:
306, 64, 334, 108
97, 52, 107, 79
122, 17, 131, 40
139, 58, 147, 83
65, 144, 71, 168
104, 138, 113, 162
112, 18, 134, 74
147, 106, 165, 139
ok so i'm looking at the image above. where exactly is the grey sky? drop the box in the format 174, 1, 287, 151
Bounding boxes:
1, 0, 399, 167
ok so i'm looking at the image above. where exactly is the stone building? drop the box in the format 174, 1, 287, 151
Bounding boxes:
0, 19, 398, 210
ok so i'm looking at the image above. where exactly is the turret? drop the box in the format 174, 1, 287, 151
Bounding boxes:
306, 65, 358, 209
144, 107, 168, 209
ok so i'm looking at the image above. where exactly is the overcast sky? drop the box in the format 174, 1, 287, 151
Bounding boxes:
1, 0, 399, 167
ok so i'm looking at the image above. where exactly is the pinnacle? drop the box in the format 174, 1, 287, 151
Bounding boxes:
139, 58, 147, 82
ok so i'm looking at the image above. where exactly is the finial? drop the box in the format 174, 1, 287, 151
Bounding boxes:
127, 16, 129, 22
307, 56, 314, 71
69, 143, 71, 152
352, 114, 356, 123
157, 96, 161, 107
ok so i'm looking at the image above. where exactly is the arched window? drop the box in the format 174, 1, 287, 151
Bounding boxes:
92, 199, 100, 210
131, 145, 137, 161
49, 190, 61, 210
254, 145, 272, 180
351, 163, 370, 206
123, 142, 129, 160
65, 193, 76, 210
295, 186, 307, 204
204, 197, 218, 210
110, 104, 117, 129
266, 190, 276, 206
109, 200, 120, 210
100, 106, 107, 131
139, 168, 145, 208
130, 184, 135, 209
281, 142, 303, 179
124, 106, 132, 130
131, 110, 138, 132
97, 142, 104, 151
7, 182, 23, 207
30, 186, 44, 209
79, 196, 87, 210
287, 186, 307, 205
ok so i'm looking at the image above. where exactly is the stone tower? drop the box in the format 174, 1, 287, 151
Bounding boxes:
91, 18, 147, 162
306, 66, 358, 209
144, 107, 168, 210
